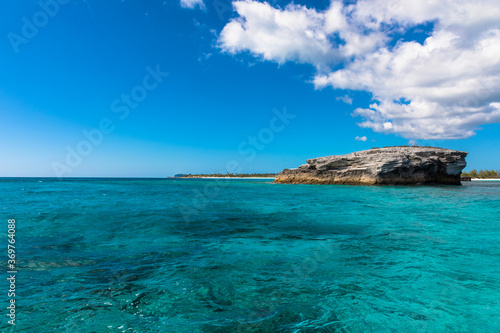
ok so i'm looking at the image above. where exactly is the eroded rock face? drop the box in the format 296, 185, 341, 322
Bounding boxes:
274, 147, 468, 185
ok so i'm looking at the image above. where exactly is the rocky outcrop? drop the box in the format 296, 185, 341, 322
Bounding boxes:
274, 147, 468, 185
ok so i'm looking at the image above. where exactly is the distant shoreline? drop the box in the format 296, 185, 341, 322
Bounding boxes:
471, 178, 500, 181
172, 177, 276, 179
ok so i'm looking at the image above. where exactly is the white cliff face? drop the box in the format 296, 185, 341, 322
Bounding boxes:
274, 147, 468, 185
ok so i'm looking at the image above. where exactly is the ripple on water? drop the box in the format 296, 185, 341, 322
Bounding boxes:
1, 178, 499, 332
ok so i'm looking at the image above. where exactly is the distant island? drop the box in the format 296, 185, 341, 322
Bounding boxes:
172, 173, 278, 178
461, 169, 500, 179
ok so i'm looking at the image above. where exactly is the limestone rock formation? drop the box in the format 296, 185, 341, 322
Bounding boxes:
274, 147, 468, 185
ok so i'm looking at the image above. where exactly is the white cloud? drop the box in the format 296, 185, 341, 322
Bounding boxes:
219, 1, 340, 69
336, 94, 352, 104
355, 136, 368, 142
180, 0, 205, 9
218, 0, 500, 140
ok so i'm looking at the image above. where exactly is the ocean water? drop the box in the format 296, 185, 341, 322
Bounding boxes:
1, 178, 499, 332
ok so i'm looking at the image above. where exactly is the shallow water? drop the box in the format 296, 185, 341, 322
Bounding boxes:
1, 178, 499, 332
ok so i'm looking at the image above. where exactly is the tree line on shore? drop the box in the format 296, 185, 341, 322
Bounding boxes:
175, 173, 278, 178
461, 169, 500, 178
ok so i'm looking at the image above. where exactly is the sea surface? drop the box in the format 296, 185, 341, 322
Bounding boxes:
1, 178, 499, 332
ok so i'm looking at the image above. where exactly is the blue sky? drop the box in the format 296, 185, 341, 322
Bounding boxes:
1, 0, 499, 177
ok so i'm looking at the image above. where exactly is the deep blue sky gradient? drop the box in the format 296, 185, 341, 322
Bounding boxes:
1, 0, 498, 177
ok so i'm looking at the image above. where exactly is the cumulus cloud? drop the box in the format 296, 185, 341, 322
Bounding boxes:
180, 0, 205, 9
218, 1, 340, 69
355, 136, 368, 142
336, 94, 353, 104
218, 0, 500, 140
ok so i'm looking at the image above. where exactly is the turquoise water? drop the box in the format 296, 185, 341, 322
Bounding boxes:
1, 178, 499, 332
